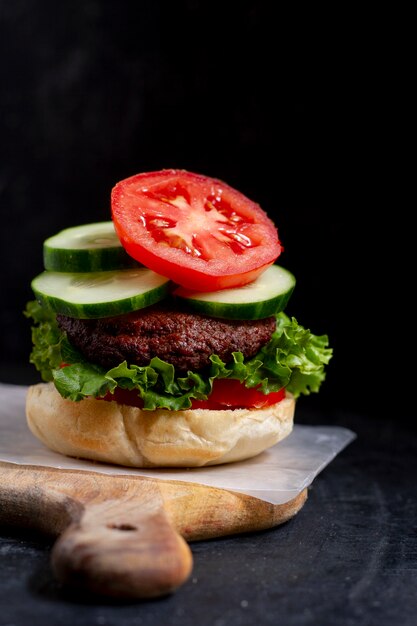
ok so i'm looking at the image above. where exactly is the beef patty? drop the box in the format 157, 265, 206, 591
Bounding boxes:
57, 305, 276, 373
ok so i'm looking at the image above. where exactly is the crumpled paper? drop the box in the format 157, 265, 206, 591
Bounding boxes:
0, 382, 355, 504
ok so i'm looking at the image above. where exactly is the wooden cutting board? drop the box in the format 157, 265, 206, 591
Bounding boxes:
0, 461, 307, 599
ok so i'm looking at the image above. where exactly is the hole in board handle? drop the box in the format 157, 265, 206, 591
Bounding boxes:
107, 523, 138, 532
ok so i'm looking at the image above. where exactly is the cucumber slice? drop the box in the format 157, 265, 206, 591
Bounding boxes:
173, 265, 295, 320
43, 222, 139, 272
32, 269, 170, 319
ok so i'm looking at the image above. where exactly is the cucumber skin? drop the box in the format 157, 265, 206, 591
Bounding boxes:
174, 285, 295, 320
43, 245, 140, 273
31, 279, 171, 319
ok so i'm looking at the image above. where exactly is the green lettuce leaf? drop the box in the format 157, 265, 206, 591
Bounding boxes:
23, 301, 63, 381
25, 301, 332, 409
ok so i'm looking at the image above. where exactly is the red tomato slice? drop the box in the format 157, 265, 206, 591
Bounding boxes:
101, 387, 144, 408
111, 169, 282, 290
190, 379, 285, 410
100, 380, 285, 410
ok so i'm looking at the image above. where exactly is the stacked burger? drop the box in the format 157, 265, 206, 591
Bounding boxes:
25, 170, 332, 467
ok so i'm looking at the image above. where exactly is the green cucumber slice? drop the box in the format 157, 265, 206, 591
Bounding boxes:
43, 222, 139, 272
173, 265, 295, 320
31, 268, 170, 319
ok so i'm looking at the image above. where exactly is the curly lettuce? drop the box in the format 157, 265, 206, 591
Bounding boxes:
24, 300, 332, 410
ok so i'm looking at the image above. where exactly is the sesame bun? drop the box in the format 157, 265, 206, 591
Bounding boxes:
26, 383, 295, 468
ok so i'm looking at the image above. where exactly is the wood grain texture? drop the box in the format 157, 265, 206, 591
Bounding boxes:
0, 461, 307, 598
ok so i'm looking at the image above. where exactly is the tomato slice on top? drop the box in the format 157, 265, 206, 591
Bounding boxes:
111, 169, 282, 290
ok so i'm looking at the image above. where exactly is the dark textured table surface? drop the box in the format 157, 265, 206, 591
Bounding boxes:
0, 396, 416, 626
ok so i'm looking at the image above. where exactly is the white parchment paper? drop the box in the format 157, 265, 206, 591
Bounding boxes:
0, 383, 355, 504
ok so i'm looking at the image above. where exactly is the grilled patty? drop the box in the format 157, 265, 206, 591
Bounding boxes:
57, 305, 276, 373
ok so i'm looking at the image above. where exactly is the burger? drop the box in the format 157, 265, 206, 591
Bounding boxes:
25, 170, 332, 468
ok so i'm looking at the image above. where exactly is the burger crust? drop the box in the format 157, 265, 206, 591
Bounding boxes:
26, 383, 295, 468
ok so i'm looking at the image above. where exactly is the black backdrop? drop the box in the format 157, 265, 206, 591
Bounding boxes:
0, 2, 389, 418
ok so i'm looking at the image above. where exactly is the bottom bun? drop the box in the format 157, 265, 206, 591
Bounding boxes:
26, 383, 295, 468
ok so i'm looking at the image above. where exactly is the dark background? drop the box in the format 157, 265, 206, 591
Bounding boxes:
0, 1, 394, 418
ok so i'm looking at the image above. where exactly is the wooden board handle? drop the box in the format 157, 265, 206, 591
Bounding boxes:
0, 463, 307, 599
51, 483, 192, 599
